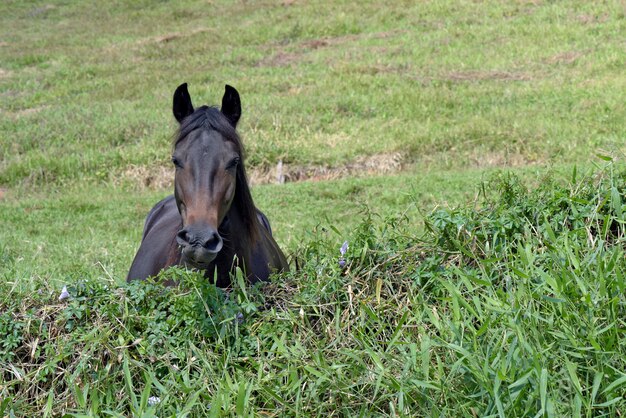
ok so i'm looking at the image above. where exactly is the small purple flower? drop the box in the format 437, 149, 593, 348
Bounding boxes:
340, 241, 349, 256
339, 241, 348, 268
59, 285, 70, 301
235, 312, 244, 324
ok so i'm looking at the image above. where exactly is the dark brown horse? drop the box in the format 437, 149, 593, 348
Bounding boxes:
127, 83, 288, 287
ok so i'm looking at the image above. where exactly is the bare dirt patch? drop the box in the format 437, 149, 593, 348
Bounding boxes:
257, 30, 406, 68
150, 28, 211, 44
545, 51, 585, 65
121, 165, 173, 190
445, 70, 532, 82
2, 105, 49, 120
349, 65, 534, 84
15, 106, 48, 118
257, 51, 303, 67
467, 150, 538, 168
302, 39, 330, 49
576, 13, 609, 25
0, 68, 12, 79
120, 149, 538, 190
121, 153, 406, 190
104, 28, 213, 53
304, 30, 403, 48
249, 153, 405, 185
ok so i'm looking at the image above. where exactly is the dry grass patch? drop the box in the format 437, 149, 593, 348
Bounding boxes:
575, 13, 610, 25
249, 152, 405, 185
2, 105, 49, 120
121, 164, 173, 190
445, 70, 533, 82
545, 50, 586, 65
147, 28, 213, 45
120, 153, 406, 189
119, 149, 545, 189
257, 30, 406, 68
256, 51, 304, 67
467, 150, 539, 168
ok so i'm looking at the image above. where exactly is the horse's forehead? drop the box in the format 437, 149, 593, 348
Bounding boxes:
178, 129, 236, 155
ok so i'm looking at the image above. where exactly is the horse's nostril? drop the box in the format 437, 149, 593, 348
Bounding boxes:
176, 229, 191, 246
203, 232, 222, 252
177, 227, 221, 253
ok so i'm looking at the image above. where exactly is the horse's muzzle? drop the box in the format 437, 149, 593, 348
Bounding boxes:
176, 226, 223, 266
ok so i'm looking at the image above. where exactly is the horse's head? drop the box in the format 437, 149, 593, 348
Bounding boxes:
170, 83, 246, 268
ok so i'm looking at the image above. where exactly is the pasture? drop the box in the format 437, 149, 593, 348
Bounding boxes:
1, 0, 625, 416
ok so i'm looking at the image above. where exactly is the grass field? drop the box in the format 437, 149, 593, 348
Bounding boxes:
1, 0, 625, 416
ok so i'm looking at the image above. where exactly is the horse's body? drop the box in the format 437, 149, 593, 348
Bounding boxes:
127, 83, 288, 286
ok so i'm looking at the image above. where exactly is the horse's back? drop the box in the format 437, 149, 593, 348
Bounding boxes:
127, 195, 181, 281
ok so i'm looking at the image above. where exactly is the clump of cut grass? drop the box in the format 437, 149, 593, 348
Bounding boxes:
1, 165, 625, 416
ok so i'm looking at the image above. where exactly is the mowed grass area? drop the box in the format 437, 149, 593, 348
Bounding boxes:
0, 164, 518, 286
1, 0, 625, 184
1, 0, 626, 416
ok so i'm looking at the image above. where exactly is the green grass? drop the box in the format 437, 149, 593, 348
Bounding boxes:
1, 167, 625, 416
1, 0, 626, 416
1, 0, 625, 185
0, 164, 565, 285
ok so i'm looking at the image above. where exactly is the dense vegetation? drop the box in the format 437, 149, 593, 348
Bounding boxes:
1, 0, 625, 416
1, 169, 625, 416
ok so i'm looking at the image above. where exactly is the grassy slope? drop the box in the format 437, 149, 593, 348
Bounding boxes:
1, 0, 625, 184
1, 0, 626, 416
0, 165, 500, 285
1, 167, 625, 417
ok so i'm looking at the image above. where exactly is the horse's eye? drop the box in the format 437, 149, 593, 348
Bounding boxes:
171, 156, 183, 169
227, 157, 240, 170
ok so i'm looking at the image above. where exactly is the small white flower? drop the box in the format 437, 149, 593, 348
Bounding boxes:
148, 396, 161, 406
59, 286, 70, 301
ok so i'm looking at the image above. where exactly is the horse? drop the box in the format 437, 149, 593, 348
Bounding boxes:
127, 83, 288, 287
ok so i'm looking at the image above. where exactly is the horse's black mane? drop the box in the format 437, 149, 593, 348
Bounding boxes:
174, 105, 261, 241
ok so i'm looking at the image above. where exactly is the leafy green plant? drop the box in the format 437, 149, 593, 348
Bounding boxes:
2, 168, 626, 416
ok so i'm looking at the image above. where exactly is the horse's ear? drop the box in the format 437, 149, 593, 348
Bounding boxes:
173, 83, 194, 123
221, 84, 241, 127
